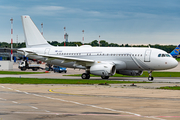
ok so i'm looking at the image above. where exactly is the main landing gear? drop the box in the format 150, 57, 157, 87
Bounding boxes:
148, 70, 154, 81
81, 73, 110, 79
101, 76, 109, 79
81, 73, 90, 79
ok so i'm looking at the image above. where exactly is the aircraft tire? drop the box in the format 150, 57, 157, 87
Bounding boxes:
81, 73, 90, 79
148, 76, 154, 81
101, 76, 109, 79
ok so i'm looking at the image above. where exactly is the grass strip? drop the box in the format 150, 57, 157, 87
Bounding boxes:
64, 71, 180, 77
0, 77, 150, 84
0, 71, 46, 74
157, 86, 180, 90
176, 58, 180, 62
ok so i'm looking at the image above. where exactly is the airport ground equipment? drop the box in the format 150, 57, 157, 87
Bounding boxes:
18, 60, 42, 71
53, 65, 67, 73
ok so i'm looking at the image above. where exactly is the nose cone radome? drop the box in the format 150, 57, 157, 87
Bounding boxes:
168, 58, 178, 69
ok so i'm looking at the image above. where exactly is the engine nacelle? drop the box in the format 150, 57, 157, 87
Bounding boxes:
89, 63, 116, 76
116, 70, 143, 76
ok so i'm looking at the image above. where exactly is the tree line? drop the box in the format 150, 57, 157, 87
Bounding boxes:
0, 40, 177, 53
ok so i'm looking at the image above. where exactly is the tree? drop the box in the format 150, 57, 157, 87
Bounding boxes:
100, 40, 108, 47
91, 40, 99, 46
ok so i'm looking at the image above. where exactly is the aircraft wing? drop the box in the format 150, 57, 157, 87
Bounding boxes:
38, 54, 95, 66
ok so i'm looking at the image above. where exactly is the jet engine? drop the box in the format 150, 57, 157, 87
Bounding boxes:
116, 70, 143, 76
89, 63, 116, 76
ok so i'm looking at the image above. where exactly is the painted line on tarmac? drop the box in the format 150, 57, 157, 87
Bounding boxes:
12, 101, 18, 104
45, 110, 50, 112
7, 87, 13, 90
30, 106, 38, 110
0, 85, 166, 120
48, 89, 93, 97
0, 98, 6, 101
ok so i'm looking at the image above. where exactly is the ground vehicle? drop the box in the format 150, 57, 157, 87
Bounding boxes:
45, 63, 53, 71
18, 60, 42, 71
53, 66, 67, 73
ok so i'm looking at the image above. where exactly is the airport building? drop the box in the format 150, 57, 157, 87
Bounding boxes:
0, 48, 23, 61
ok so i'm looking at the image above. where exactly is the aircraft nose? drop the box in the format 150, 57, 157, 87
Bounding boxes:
170, 58, 178, 68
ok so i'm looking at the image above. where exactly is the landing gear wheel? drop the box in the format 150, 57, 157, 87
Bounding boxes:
148, 76, 154, 81
81, 73, 90, 79
148, 70, 154, 81
101, 76, 109, 79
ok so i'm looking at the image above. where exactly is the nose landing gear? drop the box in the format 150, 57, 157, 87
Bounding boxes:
148, 70, 154, 81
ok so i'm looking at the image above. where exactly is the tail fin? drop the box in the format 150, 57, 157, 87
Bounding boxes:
170, 44, 180, 58
21, 15, 51, 48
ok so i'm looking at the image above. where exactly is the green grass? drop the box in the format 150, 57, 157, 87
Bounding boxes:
176, 58, 180, 62
0, 77, 150, 84
157, 86, 180, 90
0, 71, 46, 74
64, 71, 180, 77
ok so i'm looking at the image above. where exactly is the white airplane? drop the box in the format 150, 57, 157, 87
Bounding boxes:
18, 15, 178, 81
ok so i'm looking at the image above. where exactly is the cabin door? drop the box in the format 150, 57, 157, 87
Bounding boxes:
144, 50, 151, 62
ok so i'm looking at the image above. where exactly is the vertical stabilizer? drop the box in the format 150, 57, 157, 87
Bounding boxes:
21, 15, 51, 48
170, 44, 180, 58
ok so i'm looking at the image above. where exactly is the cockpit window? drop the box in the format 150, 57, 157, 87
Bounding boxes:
158, 54, 171, 57
166, 54, 171, 57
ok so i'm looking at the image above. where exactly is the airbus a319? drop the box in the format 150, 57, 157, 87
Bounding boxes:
18, 15, 178, 81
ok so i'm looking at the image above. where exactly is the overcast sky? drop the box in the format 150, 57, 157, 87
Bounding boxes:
1, 0, 180, 45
